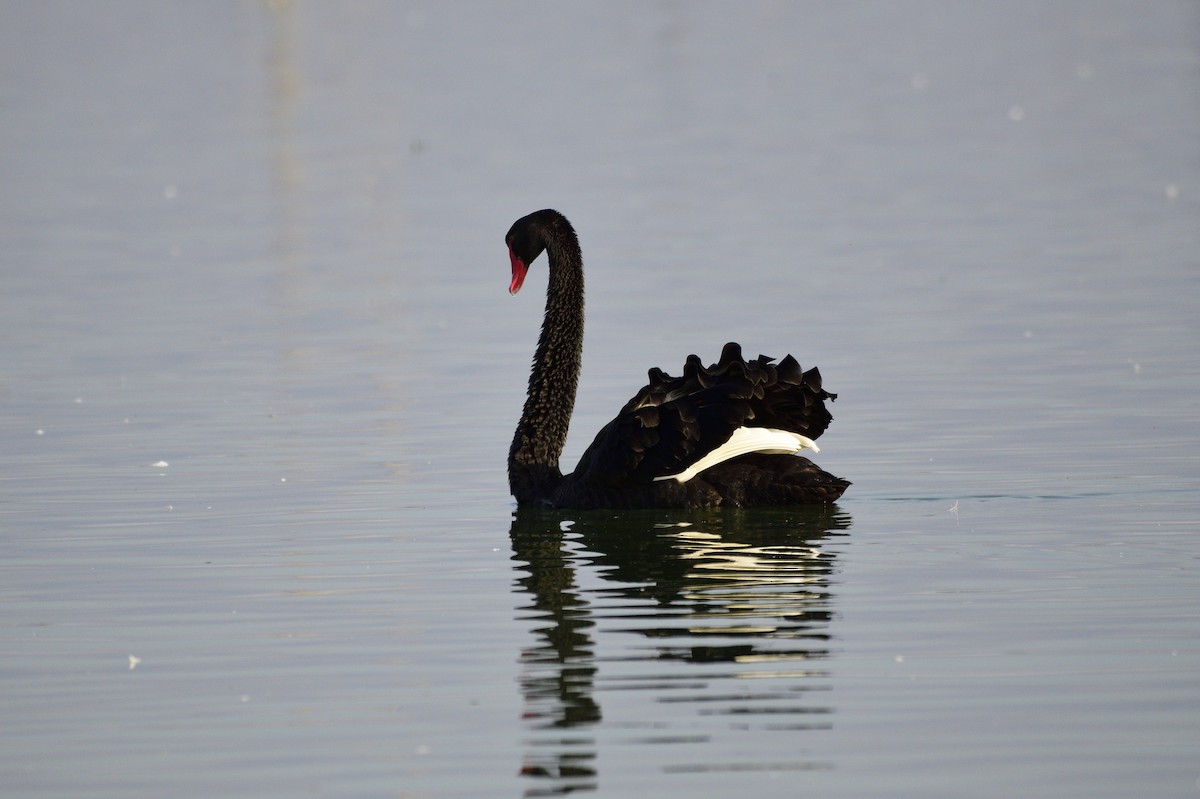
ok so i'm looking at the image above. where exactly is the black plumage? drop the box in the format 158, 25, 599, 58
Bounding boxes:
506, 209, 849, 509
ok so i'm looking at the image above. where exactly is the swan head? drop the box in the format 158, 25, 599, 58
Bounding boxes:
505, 216, 546, 295
506, 209, 575, 295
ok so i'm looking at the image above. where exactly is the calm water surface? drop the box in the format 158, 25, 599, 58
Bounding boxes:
2, 2, 1198, 798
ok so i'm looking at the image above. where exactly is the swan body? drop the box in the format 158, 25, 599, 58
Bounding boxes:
506, 209, 849, 509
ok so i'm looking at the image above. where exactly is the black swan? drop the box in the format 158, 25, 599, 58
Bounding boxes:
506, 209, 849, 509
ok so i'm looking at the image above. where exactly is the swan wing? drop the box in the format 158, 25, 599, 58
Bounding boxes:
572, 342, 836, 486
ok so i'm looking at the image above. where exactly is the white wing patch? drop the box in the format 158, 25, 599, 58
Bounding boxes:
653, 427, 820, 483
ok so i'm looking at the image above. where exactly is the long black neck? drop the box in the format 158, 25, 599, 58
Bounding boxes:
509, 225, 585, 503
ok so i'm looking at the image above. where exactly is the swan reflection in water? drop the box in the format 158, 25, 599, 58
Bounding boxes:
510, 505, 850, 795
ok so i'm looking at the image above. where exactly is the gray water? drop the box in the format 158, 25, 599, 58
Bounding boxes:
2, 2, 1198, 797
